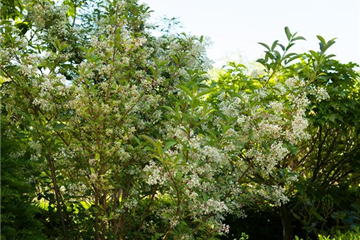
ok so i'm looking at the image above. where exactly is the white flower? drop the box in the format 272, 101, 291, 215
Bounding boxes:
285, 78, 298, 89
203, 199, 228, 214
89, 158, 96, 166
269, 101, 283, 114
219, 224, 230, 234
29, 141, 42, 152
90, 173, 97, 183
188, 174, 200, 188
144, 161, 164, 185
270, 141, 289, 160
287, 113, 310, 144
316, 87, 330, 101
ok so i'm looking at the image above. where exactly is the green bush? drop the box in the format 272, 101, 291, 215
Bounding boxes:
294, 227, 360, 240
1, 118, 47, 240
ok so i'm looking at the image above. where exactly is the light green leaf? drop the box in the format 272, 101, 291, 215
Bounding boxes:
196, 88, 215, 98
317, 35, 326, 44
141, 135, 156, 146
162, 140, 177, 153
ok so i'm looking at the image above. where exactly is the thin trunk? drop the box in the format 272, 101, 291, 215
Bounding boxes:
95, 186, 100, 240
102, 190, 107, 240
115, 188, 128, 237
280, 202, 293, 240
48, 157, 69, 240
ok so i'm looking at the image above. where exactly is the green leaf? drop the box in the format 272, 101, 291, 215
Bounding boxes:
177, 85, 194, 99
293, 36, 306, 41
172, 54, 179, 64
258, 42, 270, 51
274, 50, 281, 59
328, 114, 337, 123
163, 140, 177, 153
67, 5, 76, 17
285, 55, 299, 64
309, 50, 319, 58
271, 40, 279, 51
160, 106, 175, 113
54, 123, 66, 130
141, 135, 156, 146
133, 136, 141, 145
222, 125, 232, 135
317, 35, 326, 44
289, 145, 297, 155
284, 53, 297, 59
176, 171, 183, 181
292, 211, 302, 221
278, 43, 286, 51
143, 146, 154, 152
285, 43, 295, 51
325, 54, 336, 59
196, 88, 215, 98
285, 26, 292, 41
322, 38, 336, 53
266, 51, 274, 60
311, 210, 325, 221
152, 233, 164, 240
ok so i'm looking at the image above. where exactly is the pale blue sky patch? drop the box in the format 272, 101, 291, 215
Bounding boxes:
141, 0, 360, 67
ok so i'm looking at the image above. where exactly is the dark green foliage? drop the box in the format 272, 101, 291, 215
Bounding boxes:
1, 119, 47, 240
289, 59, 360, 238
290, 182, 360, 239
0, 0, 23, 20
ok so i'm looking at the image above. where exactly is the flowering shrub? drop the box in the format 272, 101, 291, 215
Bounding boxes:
0, 0, 344, 239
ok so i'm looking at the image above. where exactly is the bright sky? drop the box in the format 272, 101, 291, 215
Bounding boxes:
141, 0, 360, 68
